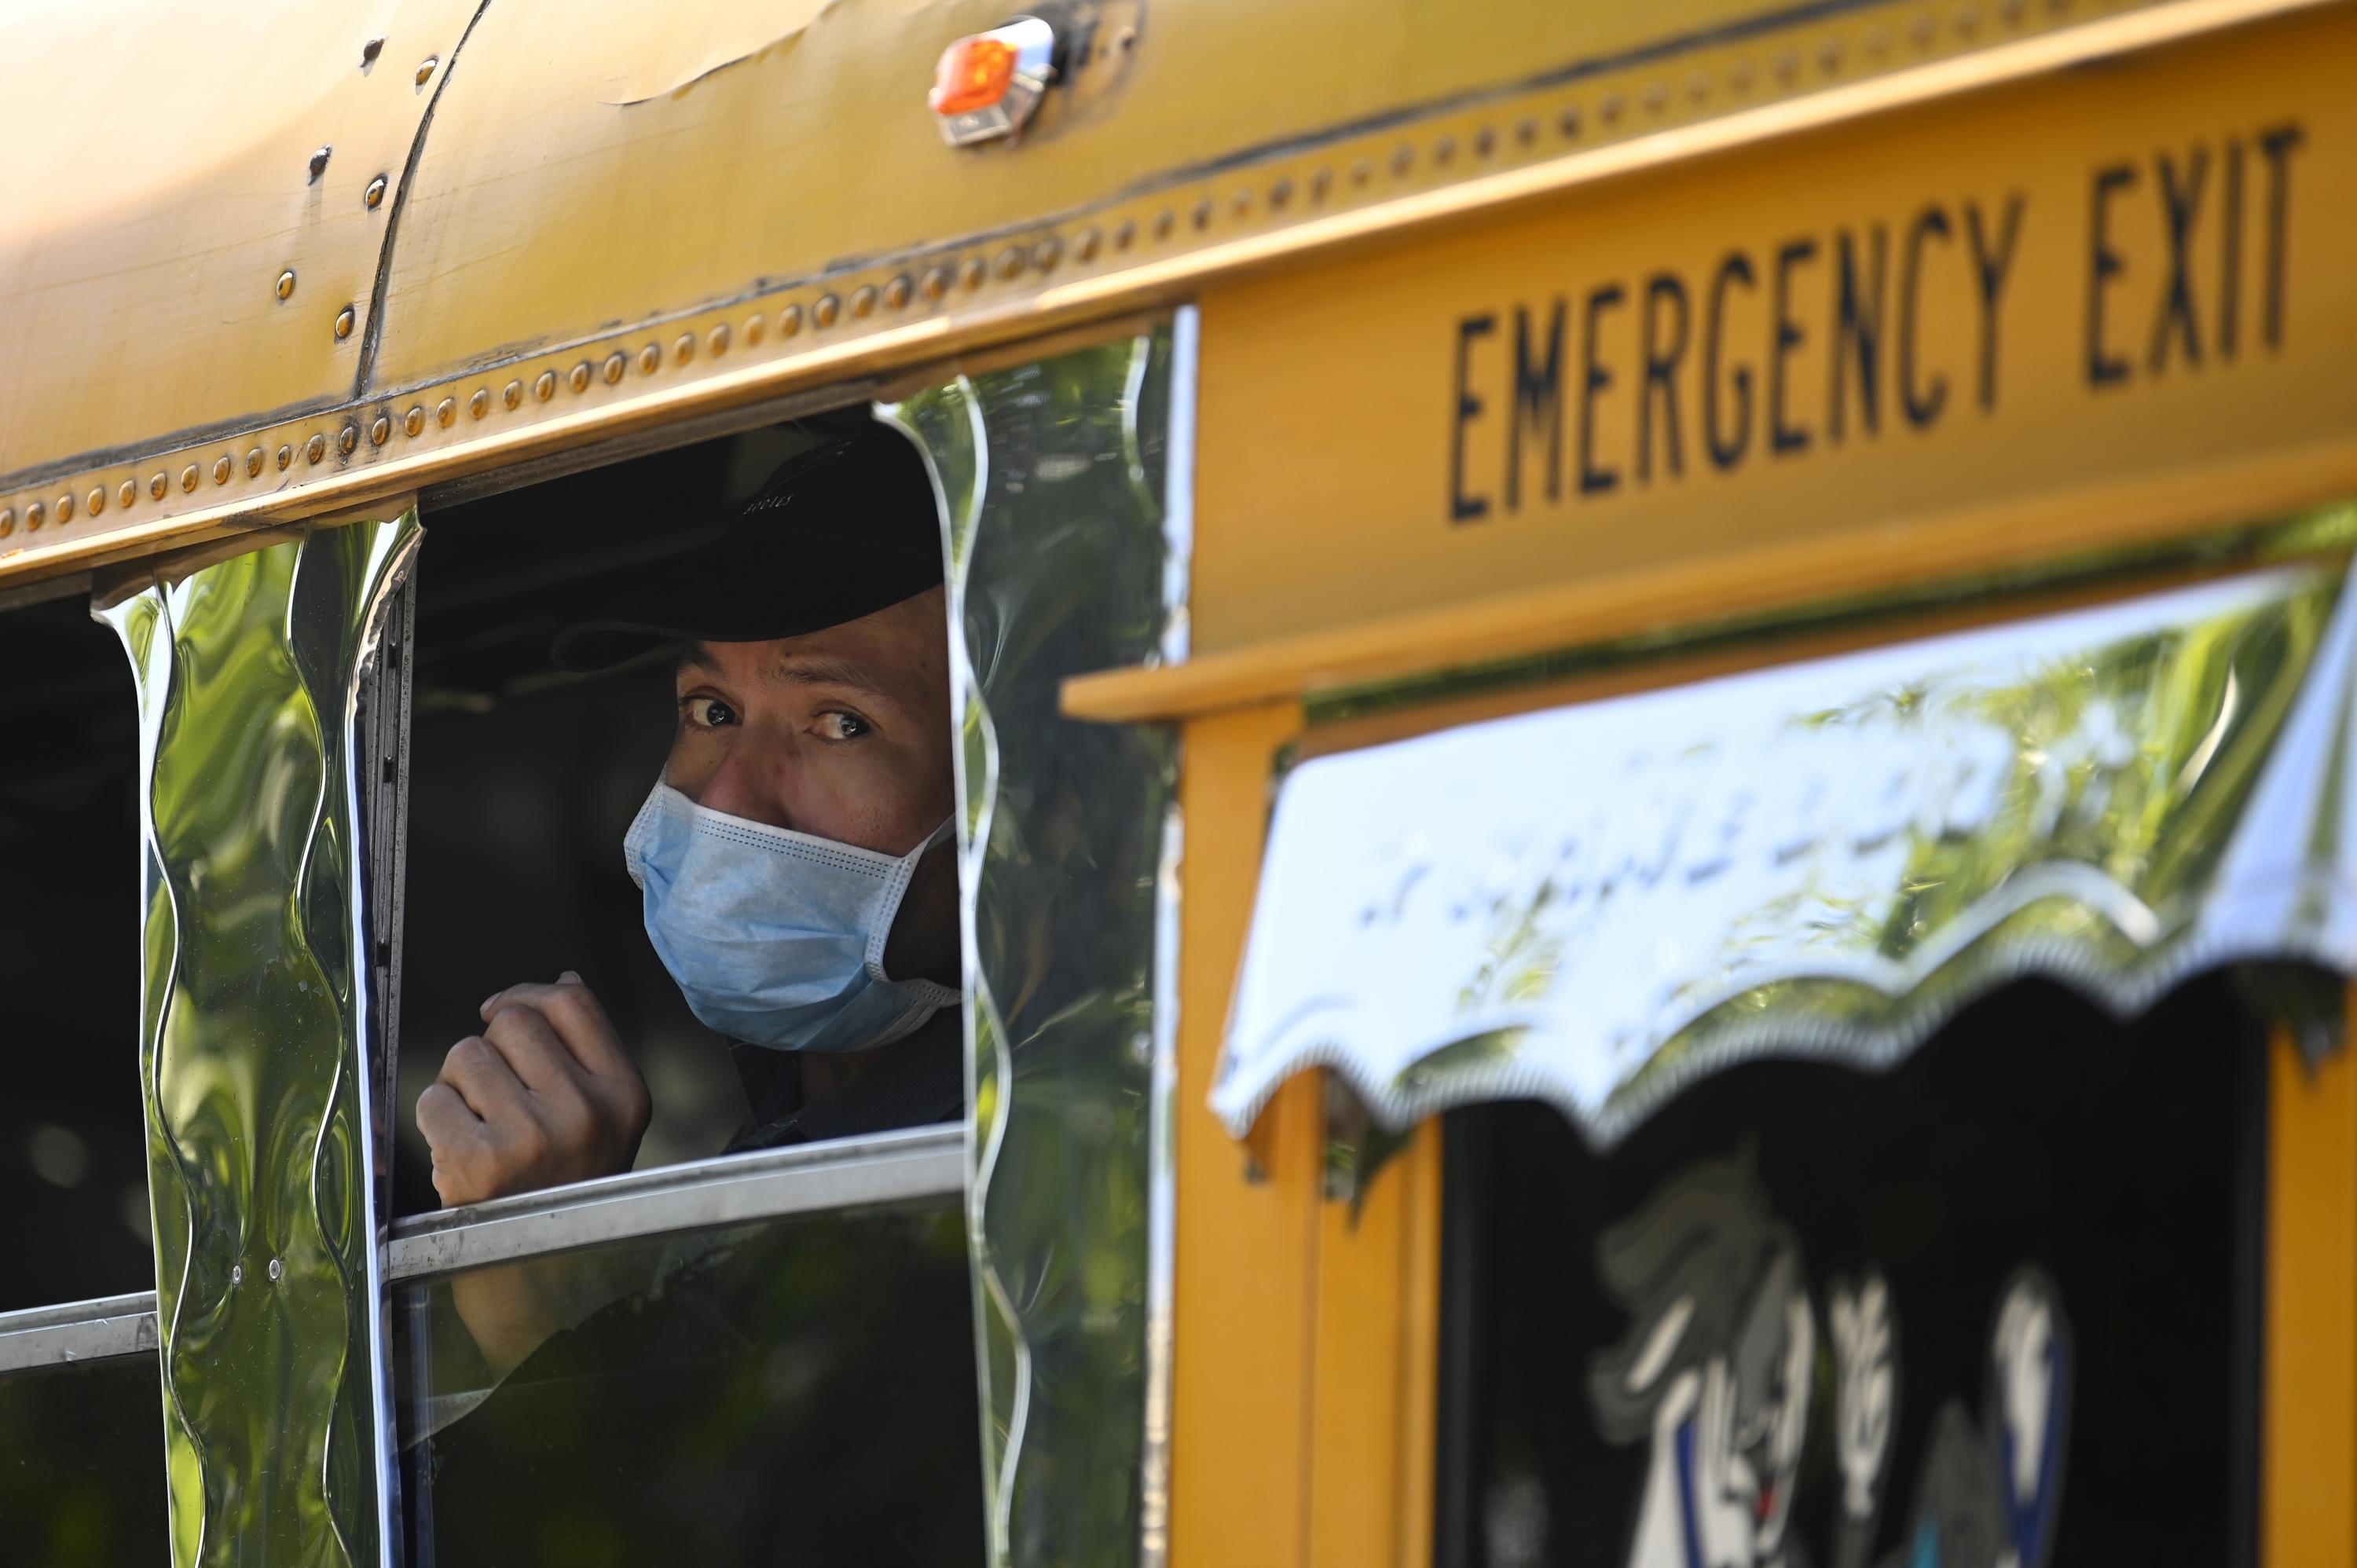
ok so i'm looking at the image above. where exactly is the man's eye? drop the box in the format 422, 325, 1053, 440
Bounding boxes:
684, 697, 737, 730
815, 710, 871, 742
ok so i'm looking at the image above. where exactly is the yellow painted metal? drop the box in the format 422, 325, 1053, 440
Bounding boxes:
1168, 696, 1446, 1568
1171, 625, 2357, 1567
1154, 16, 2357, 1552
1071, 0, 2357, 721
0, 1, 482, 475
2265, 1009, 2357, 1568
0, 0, 2304, 590
372, 0, 1610, 390
1171, 700, 1320, 1566
3, 3, 2348, 1560
1170, 599, 2357, 1568
1302, 1127, 1443, 1568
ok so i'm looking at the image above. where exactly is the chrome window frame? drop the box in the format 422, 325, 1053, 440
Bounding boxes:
0, 1291, 159, 1374
0, 1125, 965, 1374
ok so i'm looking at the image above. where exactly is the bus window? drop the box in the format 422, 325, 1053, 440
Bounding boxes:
0, 593, 171, 1566
379, 321, 1182, 1561
390, 1135, 981, 1563
1434, 973, 2264, 1568
0, 593, 152, 1310
0, 1351, 170, 1565
394, 416, 957, 1218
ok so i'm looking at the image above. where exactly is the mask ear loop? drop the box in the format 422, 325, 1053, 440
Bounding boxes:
863, 815, 962, 991
621, 778, 698, 891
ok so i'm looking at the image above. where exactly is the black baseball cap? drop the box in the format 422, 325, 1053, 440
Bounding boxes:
552, 422, 944, 672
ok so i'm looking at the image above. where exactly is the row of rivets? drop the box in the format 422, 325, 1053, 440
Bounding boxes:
12, 264, 949, 540
11, 2, 2079, 553
5, 394, 423, 532
964, 0, 2071, 266
18, 315, 772, 531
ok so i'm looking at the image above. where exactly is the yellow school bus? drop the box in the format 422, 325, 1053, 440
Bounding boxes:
0, 0, 2352, 1563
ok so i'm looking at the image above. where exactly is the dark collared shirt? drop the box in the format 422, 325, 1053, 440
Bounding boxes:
414, 1008, 981, 1565
724, 1006, 966, 1149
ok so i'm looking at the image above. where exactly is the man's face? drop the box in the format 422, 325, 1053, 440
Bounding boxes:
665, 586, 959, 982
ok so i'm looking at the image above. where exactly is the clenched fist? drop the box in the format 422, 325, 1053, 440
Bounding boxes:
416, 972, 652, 1207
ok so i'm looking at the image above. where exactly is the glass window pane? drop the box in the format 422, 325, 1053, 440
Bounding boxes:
395, 1196, 981, 1563
0, 595, 152, 1310
1435, 973, 2263, 1567
0, 1356, 170, 1565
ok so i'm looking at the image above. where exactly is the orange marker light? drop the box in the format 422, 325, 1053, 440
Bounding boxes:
930, 35, 1017, 116
926, 17, 1056, 147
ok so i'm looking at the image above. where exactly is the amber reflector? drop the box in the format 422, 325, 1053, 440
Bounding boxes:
929, 35, 1017, 115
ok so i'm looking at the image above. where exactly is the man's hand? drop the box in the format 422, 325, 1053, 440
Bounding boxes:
416, 972, 652, 1207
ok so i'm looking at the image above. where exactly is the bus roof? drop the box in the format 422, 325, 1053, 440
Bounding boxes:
0, 0, 2259, 588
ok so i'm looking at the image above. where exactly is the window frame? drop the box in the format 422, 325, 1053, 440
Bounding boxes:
0, 1125, 965, 1376
4, 317, 1189, 1566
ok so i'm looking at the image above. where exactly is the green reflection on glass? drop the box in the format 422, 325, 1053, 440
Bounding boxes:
1312, 551, 2350, 1145
0, 1359, 172, 1566
1608, 563, 2340, 1119
1207, 537, 2357, 1156
884, 328, 1182, 1565
98, 515, 419, 1568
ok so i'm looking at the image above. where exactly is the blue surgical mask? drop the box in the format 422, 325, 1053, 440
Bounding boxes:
624, 782, 961, 1053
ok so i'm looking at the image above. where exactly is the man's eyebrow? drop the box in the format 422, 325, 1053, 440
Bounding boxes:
675, 647, 720, 677
768, 654, 897, 700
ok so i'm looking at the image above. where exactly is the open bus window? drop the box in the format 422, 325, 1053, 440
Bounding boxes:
0, 594, 153, 1310
384, 412, 985, 1558
0, 594, 172, 1565
395, 414, 962, 1218
1435, 973, 2264, 1568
